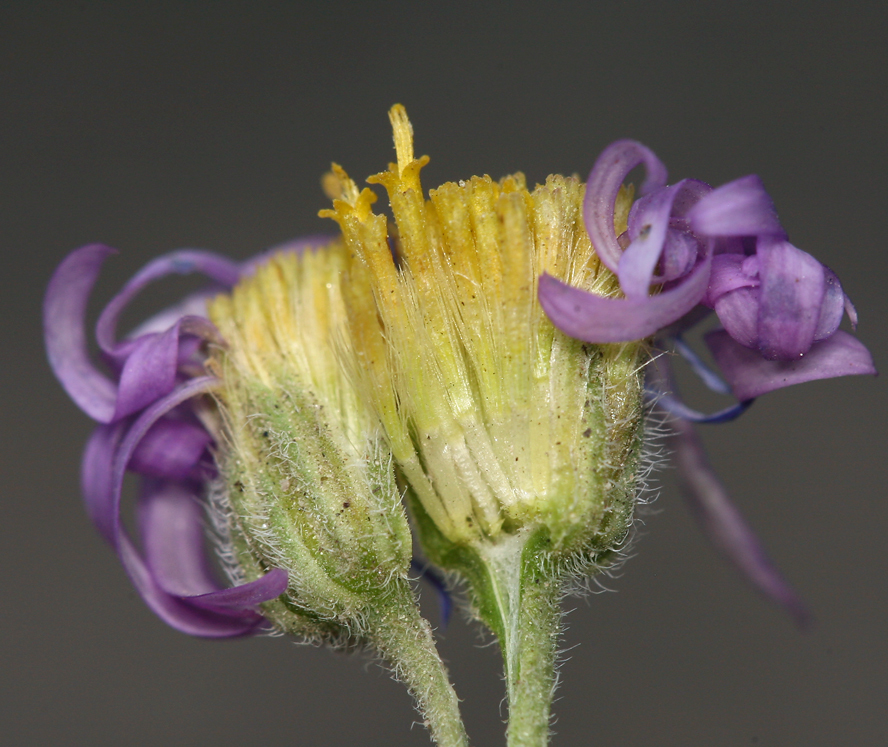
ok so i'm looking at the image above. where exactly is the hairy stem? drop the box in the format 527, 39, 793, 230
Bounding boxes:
477, 534, 562, 747
368, 582, 469, 747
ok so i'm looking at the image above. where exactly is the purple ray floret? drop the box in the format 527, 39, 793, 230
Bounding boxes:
539, 142, 713, 343
44, 244, 120, 422
686, 174, 785, 238
539, 139, 876, 626
45, 245, 237, 424
539, 139, 875, 396
649, 356, 812, 626
45, 243, 297, 637
670, 413, 812, 628
706, 329, 877, 401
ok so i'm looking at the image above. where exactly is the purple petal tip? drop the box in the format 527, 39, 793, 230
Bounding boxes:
44, 245, 119, 422
706, 330, 877, 400
688, 175, 785, 238
539, 261, 710, 343
671, 416, 813, 628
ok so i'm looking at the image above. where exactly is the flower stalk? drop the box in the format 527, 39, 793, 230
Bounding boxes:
474, 533, 562, 747
365, 588, 470, 747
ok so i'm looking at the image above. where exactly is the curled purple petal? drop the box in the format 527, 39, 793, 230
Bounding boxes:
539, 255, 711, 343
140, 481, 289, 610
111, 315, 223, 421
584, 140, 668, 274
78, 375, 286, 636
669, 413, 811, 628
576, 139, 867, 393
687, 175, 785, 238
623, 179, 710, 289
138, 479, 224, 597
129, 418, 212, 479
756, 238, 826, 359
553, 143, 718, 344
44, 245, 120, 423
118, 536, 266, 637
189, 568, 289, 611
704, 253, 760, 307
81, 422, 126, 544
649, 356, 808, 625
95, 250, 240, 364
706, 329, 877, 400
713, 287, 760, 349
45, 246, 232, 425
112, 327, 181, 420
619, 183, 686, 298
657, 230, 699, 282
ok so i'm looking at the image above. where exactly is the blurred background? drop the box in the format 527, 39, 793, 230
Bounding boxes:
3, 2, 886, 745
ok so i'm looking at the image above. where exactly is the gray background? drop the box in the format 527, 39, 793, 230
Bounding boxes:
3, 2, 887, 745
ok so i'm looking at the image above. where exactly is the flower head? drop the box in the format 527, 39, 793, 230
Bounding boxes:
321, 106, 647, 570
45, 104, 878, 747
205, 246, 415, 640
539, 138, 876, 623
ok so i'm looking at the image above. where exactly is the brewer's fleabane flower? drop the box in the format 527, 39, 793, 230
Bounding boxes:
206, 246, 414, 637
322, 106, 650, 747
322, 107, 644, 558
45, 238, 468, 746
205, 246, 468, 746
